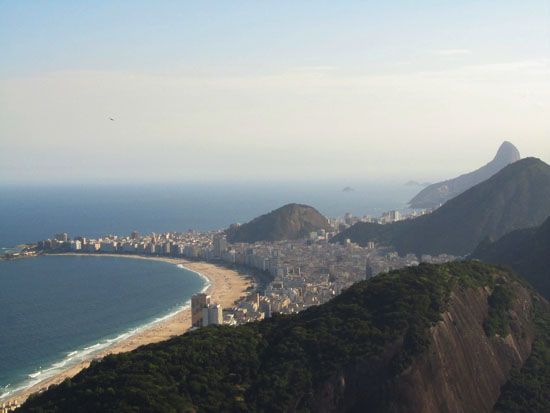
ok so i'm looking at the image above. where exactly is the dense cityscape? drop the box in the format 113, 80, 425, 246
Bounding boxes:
4, 208, 455, 334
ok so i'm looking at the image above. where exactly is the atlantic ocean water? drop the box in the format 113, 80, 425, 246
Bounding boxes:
0, 182, 418, 400
0, 255, 206, 399
0, 183, 418, 248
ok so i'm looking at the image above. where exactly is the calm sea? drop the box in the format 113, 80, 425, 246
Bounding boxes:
0, 255, 206, 400
0, 183, 417, 400
0, 183, 418, 248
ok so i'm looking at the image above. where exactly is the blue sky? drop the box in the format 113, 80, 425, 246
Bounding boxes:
2, 1, 548, 75
1, 1, 549, 183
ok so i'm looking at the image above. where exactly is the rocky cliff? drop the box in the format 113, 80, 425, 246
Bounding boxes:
311, 273, 538, 413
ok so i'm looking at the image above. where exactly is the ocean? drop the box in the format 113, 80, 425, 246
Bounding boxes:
0, 183, 418, 247
0, 255, 206, 400
0, 182, 418, 400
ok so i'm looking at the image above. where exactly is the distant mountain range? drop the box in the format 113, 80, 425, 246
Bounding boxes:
472, 217, 550, 299
226, 203, 331, 243
19, 261, 550, 413
404, 180, 431, 187
409, 141, 521, 209
332, 158, 550, 256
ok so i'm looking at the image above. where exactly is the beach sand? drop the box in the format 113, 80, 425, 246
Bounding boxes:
3, 254, 252, 406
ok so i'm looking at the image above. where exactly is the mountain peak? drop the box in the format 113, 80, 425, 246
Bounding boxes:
494, 141, 521, 164
333, 157, 550, 256
409, 141, 522, 208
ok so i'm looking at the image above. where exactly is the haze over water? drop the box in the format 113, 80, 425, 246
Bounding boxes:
0, 183, 419, 248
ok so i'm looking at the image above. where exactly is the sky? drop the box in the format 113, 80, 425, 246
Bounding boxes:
1, 0, 549, 184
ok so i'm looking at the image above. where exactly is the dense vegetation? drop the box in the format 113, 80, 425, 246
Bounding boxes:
409, 141, 520, 208
494, 297, 550, 412
332, 158, 550, 256
19, 261, 532, 413
472, 217, 550, 299
226, 203, 331, 243
484, 283, 515, 337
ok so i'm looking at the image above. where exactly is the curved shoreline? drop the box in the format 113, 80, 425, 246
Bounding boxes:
2, 254, 252, 406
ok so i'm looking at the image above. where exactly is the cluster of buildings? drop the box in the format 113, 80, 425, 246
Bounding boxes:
191, 292, 273, 326
191, 293, 223, 327
35, 230, 218, 259
1, 249, 37, 260
32, 225, 456, 327
0, 400, 20, 413
218, 238, 455, 321
332, 208, 434, 231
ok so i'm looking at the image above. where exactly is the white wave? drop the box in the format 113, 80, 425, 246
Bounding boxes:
1, 259, 208, 402
83, 343, 101, 351
174, 263, 211, 291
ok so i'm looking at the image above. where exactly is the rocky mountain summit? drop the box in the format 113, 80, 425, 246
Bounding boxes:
409, 141, 521, 209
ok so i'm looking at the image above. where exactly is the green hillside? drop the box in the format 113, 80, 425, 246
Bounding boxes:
332, 158, 550, 256
226, 203, 331, 243
409, 141, 521, 208
472, 217, 550, 299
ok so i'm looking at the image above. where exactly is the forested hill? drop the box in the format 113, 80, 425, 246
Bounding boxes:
472, 217, 550, 299
332, 157, 550, 256
19, 262, 550, 413
226, 203, 331, 243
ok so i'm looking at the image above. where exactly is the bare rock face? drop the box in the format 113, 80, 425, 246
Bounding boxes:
383, 286, 534, 413
409, 141, 521, 209
311, 275, 536, 413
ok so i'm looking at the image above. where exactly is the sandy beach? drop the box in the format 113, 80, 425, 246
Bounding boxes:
3, 254, 252, 406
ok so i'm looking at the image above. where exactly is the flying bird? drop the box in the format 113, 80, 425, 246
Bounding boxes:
109, 117, 115, 121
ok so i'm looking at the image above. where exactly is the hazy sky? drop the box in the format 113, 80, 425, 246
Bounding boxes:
1, 1, 549, 184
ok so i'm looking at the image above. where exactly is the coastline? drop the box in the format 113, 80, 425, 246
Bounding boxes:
2, 253, 252, 406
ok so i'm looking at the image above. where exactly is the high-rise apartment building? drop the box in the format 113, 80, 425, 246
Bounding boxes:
191, 293, 210, 327
213, 234, 228, 257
